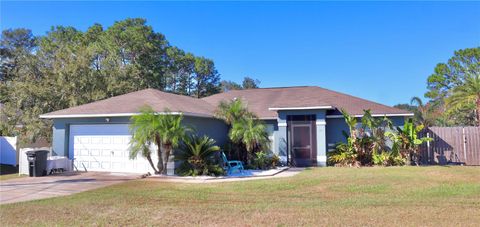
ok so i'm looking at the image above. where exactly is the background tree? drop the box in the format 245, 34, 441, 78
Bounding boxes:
164, 47, 195, 95
242, 77, 260, 89
445, 74, 480, 126
0, 18, 222, 144
409, 97, 437, 128
220, 77, 261, 92
0, 28, 36, 82
425, 47, 479, 126
193, 57, 220, 98
0, 29, 37, 136
220, 80, 242, 92
393, 103, 417, 113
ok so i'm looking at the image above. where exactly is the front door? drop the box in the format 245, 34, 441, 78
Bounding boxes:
288, 115, 317, 167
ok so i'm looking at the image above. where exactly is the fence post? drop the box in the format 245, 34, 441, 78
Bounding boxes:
426, 132, 431, 164
462, 127, 467, 164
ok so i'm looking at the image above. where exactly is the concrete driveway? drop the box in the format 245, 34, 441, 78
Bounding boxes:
0, 172, 140, 205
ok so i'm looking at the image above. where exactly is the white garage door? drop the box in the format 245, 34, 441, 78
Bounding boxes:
69, 124, 157, 173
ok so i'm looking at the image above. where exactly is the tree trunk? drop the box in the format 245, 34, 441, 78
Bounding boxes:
156, 143, 164, 174
405, 151, 413, 166
146, 153, 159, 174
162, 144, 172, 175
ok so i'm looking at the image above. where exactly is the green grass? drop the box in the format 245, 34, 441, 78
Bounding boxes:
1, 166, 479, 226
0, 164, 23, 181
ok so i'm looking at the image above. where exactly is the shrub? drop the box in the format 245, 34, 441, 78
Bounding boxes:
372, 152, 392, 166
176, 134, 224, 176
372, 151, 407, 166
328, 142, 359, 167
251, 151, 279, 170
329, 109, 429, 167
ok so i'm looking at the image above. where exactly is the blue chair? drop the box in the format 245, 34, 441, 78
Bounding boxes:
221, 152, 244, 174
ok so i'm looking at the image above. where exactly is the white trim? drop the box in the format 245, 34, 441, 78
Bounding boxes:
268, 106, 333, 111
316, 120, 326, 126
317, 155, 327, 162
258, 117, 277, 120
278, 122, 287, 127
326, 113, 414, 118
40, 112, 213, 119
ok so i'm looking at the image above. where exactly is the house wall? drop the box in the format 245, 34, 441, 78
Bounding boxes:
263, 119, 278, 155
51, 116, 228, 158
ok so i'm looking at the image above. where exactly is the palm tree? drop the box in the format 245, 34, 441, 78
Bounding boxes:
129, 106, 162, 174
176, 134, 221, 176
215, 99, 255, 126
447, 74, 480, 126
157, 111, 187, 174
229, 118, 269, 163
410, 97, 436, 128
215, 98, 259, 162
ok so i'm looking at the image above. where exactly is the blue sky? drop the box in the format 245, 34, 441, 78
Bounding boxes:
2, 1, 479, 106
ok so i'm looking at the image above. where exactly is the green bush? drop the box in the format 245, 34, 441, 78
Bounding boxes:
176, 134, 225, 176
372, 151, 407, 166
372, 152, 391, 166
251, 151, 279, 170
328, 142, 359, 167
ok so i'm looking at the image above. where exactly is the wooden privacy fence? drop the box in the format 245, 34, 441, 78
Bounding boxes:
419, 127, 480, 166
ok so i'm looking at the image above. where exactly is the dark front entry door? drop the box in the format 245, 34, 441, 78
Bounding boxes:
288, 115, 317, 167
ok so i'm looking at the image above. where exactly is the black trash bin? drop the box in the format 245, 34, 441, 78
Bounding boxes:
26, 150, 49, 177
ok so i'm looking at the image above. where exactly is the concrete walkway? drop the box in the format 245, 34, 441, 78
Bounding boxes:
147, 168, 304, 183
0, 172, 140, 205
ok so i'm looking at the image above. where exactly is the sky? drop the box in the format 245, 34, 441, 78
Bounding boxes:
1, 1, 479, 106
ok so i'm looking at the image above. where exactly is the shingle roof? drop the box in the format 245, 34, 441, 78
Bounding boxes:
41, 86, 411, 119
40, 89, 215, 118
202, 86, 411, 119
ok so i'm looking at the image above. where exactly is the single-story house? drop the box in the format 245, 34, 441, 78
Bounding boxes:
40, 86, 412, 174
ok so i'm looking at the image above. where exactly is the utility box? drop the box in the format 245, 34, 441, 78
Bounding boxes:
26, 150, 49, 177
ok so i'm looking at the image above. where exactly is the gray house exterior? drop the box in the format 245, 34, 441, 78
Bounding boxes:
41, 86, 412, 174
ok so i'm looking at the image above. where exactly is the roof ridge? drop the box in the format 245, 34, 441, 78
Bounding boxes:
241, 85, 315, 90
311, 86, 403, 111
201, 86, 318, 100
150, 88, 217, 110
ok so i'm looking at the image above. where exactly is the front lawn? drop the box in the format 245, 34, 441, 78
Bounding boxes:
1, 166, 479, 226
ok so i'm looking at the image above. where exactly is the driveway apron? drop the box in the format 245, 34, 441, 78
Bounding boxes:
0, 172, 139, 204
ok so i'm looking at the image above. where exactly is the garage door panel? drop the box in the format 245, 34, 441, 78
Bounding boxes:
101, 162, 110, 169
102, 149, 111, 157
69, 124, 156, 173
